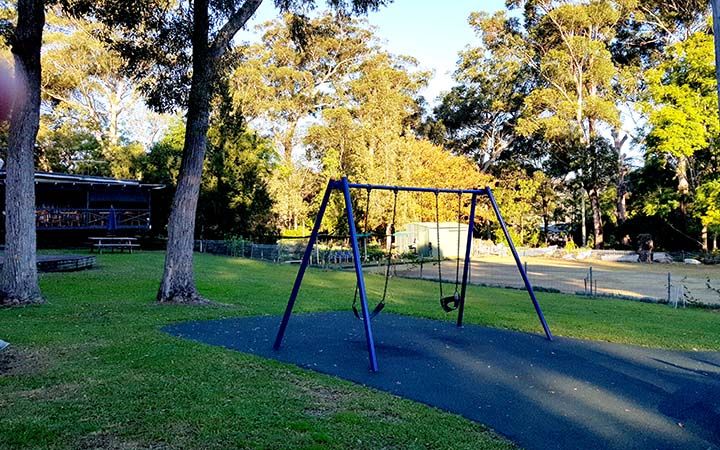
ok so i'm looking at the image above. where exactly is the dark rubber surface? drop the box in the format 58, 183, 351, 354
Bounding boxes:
164, 312, 720, 450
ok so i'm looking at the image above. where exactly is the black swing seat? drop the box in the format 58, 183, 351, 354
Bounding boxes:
352, 301, 385, 320
440, 292, 460, 313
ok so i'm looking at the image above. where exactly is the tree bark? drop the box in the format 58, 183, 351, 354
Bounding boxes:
0, 0, 44, 306
676, 156, 690, 219
157, 0, 263, 303
588, 188, 604, 249
616, 176, 627, 224
612, 129, 628, 224
580, 189, 587, 246
157, 0, 213, 304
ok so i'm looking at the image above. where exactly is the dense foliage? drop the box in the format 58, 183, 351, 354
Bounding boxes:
2, 0, 718, 251
432, 0, 717, 251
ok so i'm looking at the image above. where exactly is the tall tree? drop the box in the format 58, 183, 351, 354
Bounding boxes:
231, 12, 375, 230
641, 29, 720, 249
495, 1, 627, 248
307, 52, 427, 231
0, 0, 44, 305
201, 84, 277, 239
158, 0, 274, 302
611, 0, 708, 227
304, 51, 485, 235
433, 13, 532, 173
73, 0, 389, 303
40, 12, 163, 178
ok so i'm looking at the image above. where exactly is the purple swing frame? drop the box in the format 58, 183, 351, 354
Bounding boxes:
273, 177, 553, 372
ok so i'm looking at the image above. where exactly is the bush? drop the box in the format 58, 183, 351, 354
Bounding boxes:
226, 236, 250, 257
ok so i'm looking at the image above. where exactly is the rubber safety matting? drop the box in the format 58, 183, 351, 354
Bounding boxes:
164, 312, 720, 450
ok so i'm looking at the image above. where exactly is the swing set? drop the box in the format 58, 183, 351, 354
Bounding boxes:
273, 177, 553, 372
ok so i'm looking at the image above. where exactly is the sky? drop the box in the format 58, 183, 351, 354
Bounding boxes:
238, 0, 508, 105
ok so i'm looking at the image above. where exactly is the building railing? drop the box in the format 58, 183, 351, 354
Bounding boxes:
35, 208, 151, 230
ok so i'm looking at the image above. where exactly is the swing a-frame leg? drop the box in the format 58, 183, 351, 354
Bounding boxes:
487, 187, 553, 341
273, 177, 379, 372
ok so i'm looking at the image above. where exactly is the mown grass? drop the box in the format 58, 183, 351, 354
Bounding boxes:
1, 251, 718, 449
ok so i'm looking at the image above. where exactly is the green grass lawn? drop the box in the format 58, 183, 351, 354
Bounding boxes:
1, 252, 718, 449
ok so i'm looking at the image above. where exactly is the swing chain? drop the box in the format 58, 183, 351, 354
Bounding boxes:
434, 190, 443, 299
380, 188, 399, 305
437, 191, 463, 313
353, 188, 397, 321
454, 192, 462, 296
353, 188, 372, 306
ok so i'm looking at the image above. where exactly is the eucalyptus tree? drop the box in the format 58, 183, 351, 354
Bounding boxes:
304, 51, 488, 236
40, 12, 158, 178
472, 1, 630, 248
433, 15, 532, 173
231, 12, 375, 231
306, 52, 427, 230
0, 0, 44, 306
612, 0, 707, 66
611, 0, 709, 225
71, 0, 389, 303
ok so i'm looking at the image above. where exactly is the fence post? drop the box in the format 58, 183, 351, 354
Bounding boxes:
667, 272, 671, 303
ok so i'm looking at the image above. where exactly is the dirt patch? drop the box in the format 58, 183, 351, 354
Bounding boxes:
288, 374, 357, 417
14, 382, 83, 401
0, 347, 50, 376
78, 432, 171, 450
361, 406, 405, 424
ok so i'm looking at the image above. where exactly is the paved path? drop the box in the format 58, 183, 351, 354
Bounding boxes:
164, 313, 720, 450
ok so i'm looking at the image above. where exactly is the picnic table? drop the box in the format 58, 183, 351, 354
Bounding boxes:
89, 237, 140, 254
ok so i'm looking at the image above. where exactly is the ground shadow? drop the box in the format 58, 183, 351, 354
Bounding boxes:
163, 313, 720, 450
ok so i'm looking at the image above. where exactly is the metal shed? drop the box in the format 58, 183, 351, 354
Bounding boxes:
396, 222, 469, 259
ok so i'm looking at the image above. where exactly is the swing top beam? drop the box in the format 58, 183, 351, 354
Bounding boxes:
330, 180, 488, 196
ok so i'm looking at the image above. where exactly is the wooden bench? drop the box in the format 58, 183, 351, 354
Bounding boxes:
89, 237, 140, 254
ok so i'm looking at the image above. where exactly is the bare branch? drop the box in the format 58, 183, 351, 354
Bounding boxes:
210, 0, 264, 59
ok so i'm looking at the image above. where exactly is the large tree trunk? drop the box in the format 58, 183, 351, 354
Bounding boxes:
612, 129, 628, 224
588, 187, 604, 249
156, 0, 264, 304
157, 0, 214, 304
580, 189, 587, 246
675, 156, 690, 220
616, 177, 627, 224
0, 0, 44, 306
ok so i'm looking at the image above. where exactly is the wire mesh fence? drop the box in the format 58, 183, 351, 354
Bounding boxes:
196, 239, 720, 308
383, 258, 720, 307
196, 238, 382, 268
